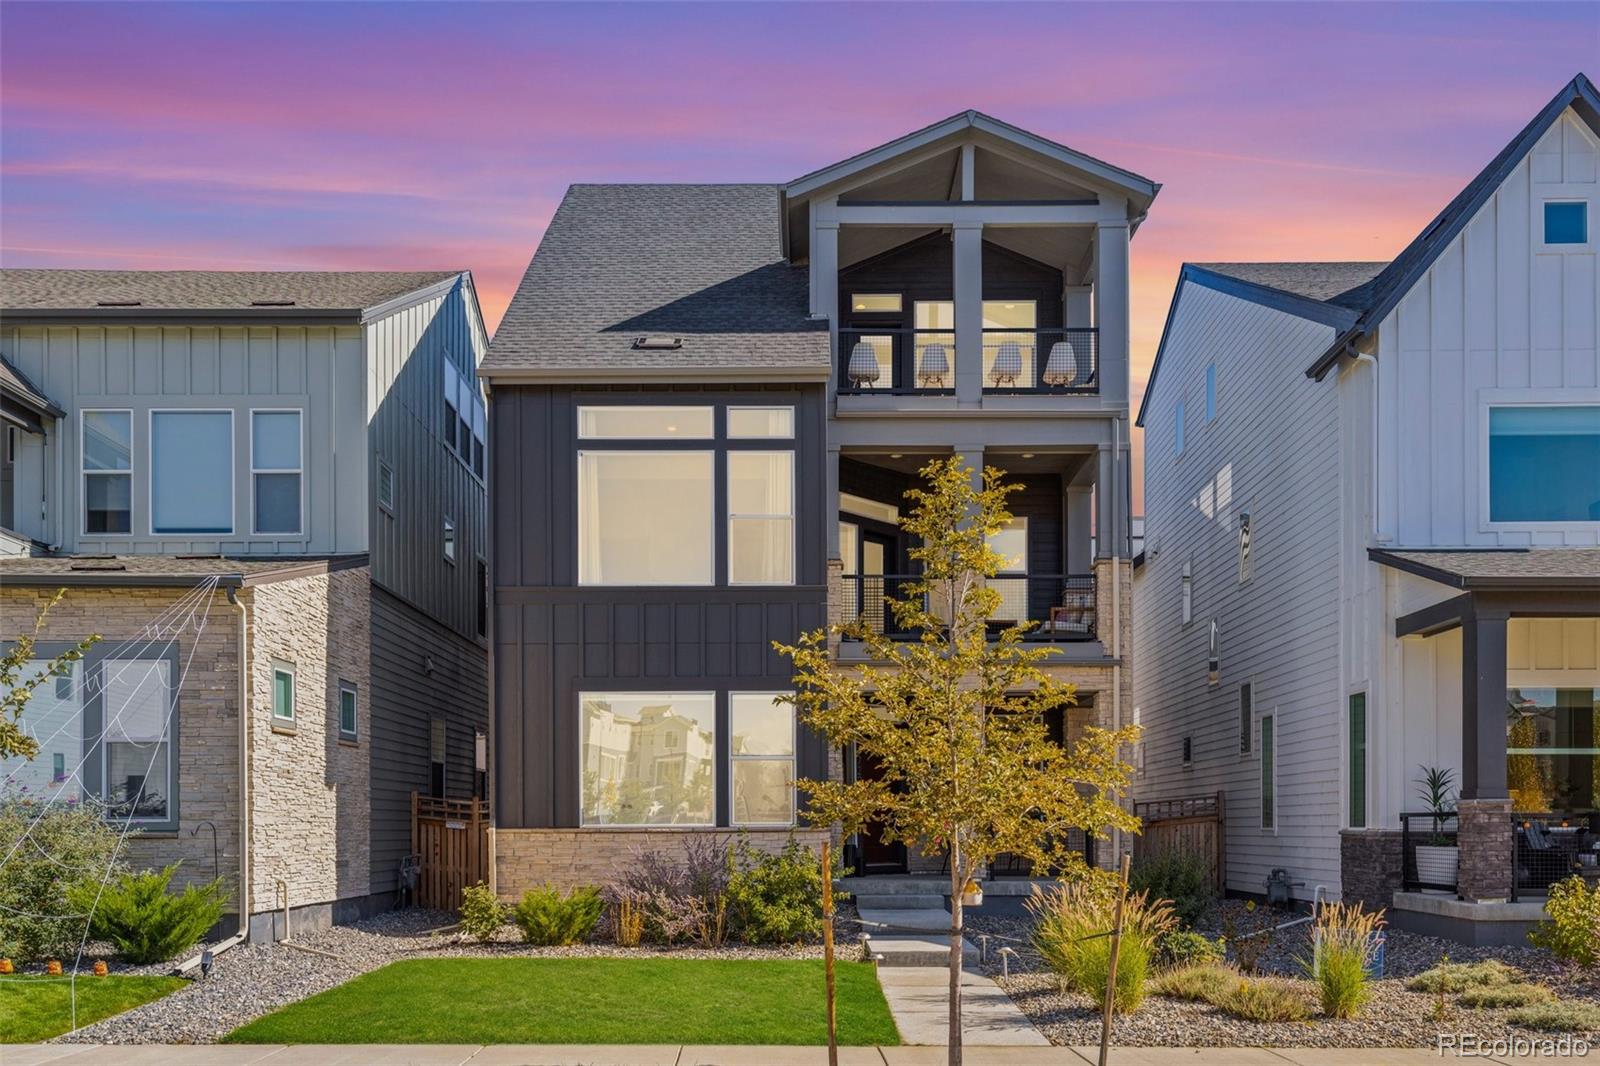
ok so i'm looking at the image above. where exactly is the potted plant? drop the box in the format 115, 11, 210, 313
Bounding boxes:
1414, 766, 1459, 888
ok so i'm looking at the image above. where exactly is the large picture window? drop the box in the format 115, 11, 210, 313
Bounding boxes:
730, 693, 795, 826
82, 410, 132, 535
151, 411, 233, 535
579, 451, 714, 585
251, 410, 302, 535
102, 658, 172, 821
1489, 406, 1600, 523
1508, 688, 1598, 814
728, 452, 794, 585
580, 692, 715, 826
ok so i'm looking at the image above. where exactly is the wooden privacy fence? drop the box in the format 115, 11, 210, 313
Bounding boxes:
1132, 791, 1225, 892
411, 793, 489, 911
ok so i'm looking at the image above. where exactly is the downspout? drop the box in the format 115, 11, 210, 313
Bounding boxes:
1111, 418, 1124, 862
174, 584, 251, 975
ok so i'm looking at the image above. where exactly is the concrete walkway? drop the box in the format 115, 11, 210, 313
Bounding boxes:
0, 1045, 1562, 1065
874, 967, 1048, 1046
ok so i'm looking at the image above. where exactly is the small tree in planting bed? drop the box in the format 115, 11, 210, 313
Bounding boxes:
777, 457, 1140, 1066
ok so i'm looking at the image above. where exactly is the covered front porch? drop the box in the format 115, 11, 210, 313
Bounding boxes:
1364, 549, 1600, 942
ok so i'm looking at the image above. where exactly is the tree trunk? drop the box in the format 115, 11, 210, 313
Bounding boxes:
948, 839, 963, 1066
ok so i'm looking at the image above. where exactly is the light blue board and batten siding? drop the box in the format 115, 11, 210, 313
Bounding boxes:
1, 323, 367, 555
364, 281, 488, 642
1376, 108, 1600, 549
1132, 282, 1344, 900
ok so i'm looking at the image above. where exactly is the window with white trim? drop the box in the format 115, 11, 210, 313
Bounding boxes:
103, 658, 173, 821
377, 460, 395, 513
151, 410, 233, 535
82, 410, 132, 535
1488, 405, 1600, 523
1180, 561, 1193, 625
1544, 201, 1588, 245
251, 410, 302, 535
730, 693, 795, 826
1260, 713, 1276, 830
728, 452, 794, 585
443, 356, 487, 477
443, 515, 456, 563
338, 681, 358, 741
272, 661, 295, 722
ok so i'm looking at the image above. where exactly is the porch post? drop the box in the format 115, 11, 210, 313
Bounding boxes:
1457, 603, 1513, 902
1066, 485, 1093, 574
953, 220, 983, 407
1093, 445, 1116, 559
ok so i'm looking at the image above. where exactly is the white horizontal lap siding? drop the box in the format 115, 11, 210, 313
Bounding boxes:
1133, 282, 1344, 899
2, 323, 364, 555
1377, 108, 1600, 550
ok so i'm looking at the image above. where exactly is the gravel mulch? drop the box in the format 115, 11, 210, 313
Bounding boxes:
52, 904, 870, 1045
965, 899, 1600, 1048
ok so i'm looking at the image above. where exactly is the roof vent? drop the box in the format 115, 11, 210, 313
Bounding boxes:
250, 300, 296, 307
95, 300, 141, 307
632, 335, 683, 350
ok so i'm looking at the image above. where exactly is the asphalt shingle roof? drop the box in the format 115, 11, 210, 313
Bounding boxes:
482, 184, 828, 377
0, 270, 462, 313
1188, 262, 1388, 307
1370, 548, 1600, 589
0, 553, 369, 587
0, 352, 63, 418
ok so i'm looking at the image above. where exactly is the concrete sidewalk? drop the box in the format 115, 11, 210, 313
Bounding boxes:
0, 1046, 1564, 1065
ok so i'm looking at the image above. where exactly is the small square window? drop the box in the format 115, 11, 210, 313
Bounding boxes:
1544, 201, 1588, 245
272, 664, 295, 721
338, 682, 358, 740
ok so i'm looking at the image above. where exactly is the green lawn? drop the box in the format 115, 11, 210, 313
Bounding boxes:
225, 957, 901, 1045
1, 974, 188, 1043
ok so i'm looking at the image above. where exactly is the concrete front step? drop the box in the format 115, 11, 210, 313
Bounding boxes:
839, 876, 950, 896
857, 906, 955, 933
864, 932, 976, 967
854, 892, 947, 910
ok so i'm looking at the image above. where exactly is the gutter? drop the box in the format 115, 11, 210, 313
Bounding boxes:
479, 365, 833, 385
176, 586, 252, 974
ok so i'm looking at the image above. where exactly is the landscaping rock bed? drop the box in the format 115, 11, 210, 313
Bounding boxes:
53, 904, 869, 1044
967, 899, 1600, 1048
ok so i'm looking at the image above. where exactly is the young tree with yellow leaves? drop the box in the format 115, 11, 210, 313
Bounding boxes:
776, 457, 1140, 1065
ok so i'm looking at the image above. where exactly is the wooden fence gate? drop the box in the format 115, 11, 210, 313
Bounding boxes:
411, 793, 489, 911
1132, 791, 1225, 892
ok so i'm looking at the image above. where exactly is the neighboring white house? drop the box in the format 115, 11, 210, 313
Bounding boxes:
1134, 73, 1600, 943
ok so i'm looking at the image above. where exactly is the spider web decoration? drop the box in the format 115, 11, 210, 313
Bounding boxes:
0, 577, 221, 1032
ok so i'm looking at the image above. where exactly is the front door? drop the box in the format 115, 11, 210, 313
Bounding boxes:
856, 750, 907, 874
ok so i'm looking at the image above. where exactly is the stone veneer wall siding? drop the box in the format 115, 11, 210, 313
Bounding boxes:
247, 566, 372, 915
0, 585, 241, 896
1456, 797, 1514, 903
1340, 829, 1405, 909
494, 827, 831, 897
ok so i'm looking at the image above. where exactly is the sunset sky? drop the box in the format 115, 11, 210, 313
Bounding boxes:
2, 1, 1595, 507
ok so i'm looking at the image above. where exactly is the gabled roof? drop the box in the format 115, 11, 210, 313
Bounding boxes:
784, 109, 1160, 207
0, 269, 468, 324
1135, 261, 1380, 426
1305, 72, 1599, 380
482, 184, 829, 381
0, 352, 64, 423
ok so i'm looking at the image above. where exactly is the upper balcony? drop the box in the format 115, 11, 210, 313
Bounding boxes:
839, 325, 1099, 396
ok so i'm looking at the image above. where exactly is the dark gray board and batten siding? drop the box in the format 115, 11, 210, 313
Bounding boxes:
490, 384, 829, 829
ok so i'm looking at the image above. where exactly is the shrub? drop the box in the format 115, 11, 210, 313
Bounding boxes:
1150, 962, 1237, 1002
0, 798, 124, 962
1406, 959, 1518, 994
1221, 900, 1276, 975
1214, 976, 1314, 1023
1156, 929, 1226, 969
1506, 999, 1600, 1032
1029, 880, 1176, 1014
611, 893, 644, 947
1528, 876, 1600, 967
1130, 850, 1215, 928
1458, 983, 1553, 1009
608, 835, 731, 945
67, 863, 227, 964
725, 835, 833, 944
1305, 902, 1383, 1019
511, 884, 603, 946
457, 882, 505, 943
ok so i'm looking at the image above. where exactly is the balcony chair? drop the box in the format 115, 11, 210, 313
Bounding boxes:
917, 342, 950, 388
1045, 584, 1096, 640
990, 341, 1024, 387
1042, 340, 1079, 387
847, 340, 883, 387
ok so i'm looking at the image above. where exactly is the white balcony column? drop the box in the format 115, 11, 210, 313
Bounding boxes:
810, 201, 839, 320
953, 220, 984, 406
1066, 485, 1094, 573
1093, 220, 1130, 406
1064, 285, 1093, 330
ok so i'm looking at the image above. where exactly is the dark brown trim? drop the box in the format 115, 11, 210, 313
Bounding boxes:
1395, 594, 1472, 638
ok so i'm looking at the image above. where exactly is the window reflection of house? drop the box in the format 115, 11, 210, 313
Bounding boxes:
580, 694, 716, 826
